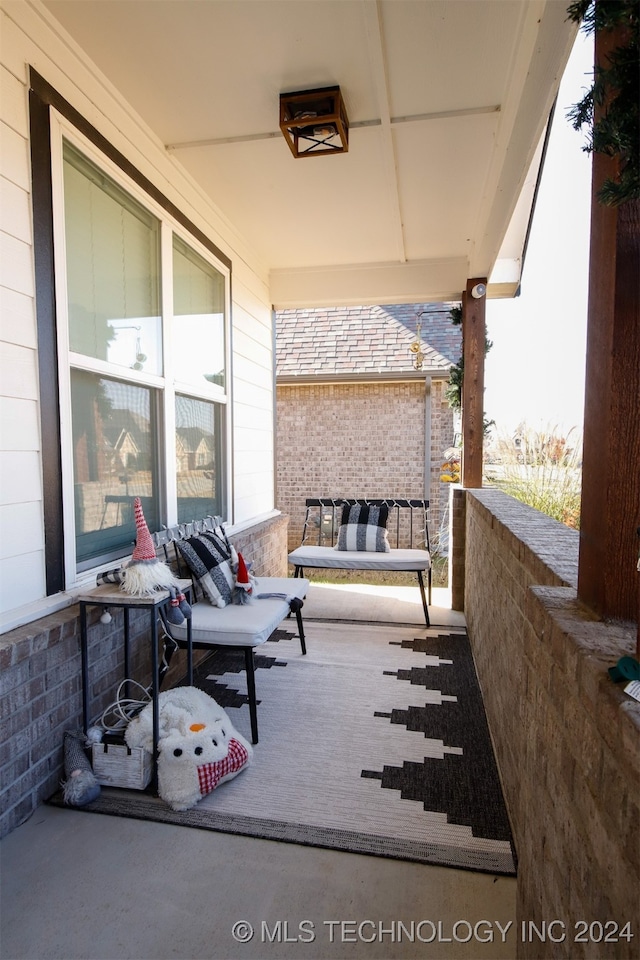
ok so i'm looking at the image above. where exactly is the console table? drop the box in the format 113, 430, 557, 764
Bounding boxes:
77, 578, 192, 790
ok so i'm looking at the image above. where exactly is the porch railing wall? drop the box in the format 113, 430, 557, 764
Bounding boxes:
460, 488, 638, 960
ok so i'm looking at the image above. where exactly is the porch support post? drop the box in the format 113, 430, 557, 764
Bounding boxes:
577, 22, 640, 626
461, 278, 487, 489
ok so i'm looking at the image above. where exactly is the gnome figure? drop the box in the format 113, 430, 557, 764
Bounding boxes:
62, 731, 101, 807
120, 497, 179, 597
233, 552, 256, 604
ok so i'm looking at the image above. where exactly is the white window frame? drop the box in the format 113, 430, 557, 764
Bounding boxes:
49, 112, 232, 588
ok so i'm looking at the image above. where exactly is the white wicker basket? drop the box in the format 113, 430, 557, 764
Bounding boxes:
92, 742, 152, 790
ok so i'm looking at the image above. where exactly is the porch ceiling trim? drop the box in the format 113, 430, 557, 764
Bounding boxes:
270, 257, 469, 310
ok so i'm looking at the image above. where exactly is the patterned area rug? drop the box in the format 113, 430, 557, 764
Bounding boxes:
54, 621, 516, 875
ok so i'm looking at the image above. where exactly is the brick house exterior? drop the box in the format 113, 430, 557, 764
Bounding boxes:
275, 304, 462, 556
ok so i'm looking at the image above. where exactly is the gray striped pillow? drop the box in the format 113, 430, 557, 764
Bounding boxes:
335, 505, 390, 552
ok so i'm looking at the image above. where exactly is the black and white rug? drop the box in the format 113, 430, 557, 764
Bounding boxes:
56, 621, 516, 875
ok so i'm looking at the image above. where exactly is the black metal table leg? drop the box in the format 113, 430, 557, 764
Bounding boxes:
123, 607, 130, 698
150, 606, 160, 794
186, 612, 193, 685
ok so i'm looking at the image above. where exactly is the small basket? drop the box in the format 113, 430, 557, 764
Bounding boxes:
92, 741, 152, 790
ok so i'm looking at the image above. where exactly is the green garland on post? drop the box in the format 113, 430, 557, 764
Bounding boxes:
444, 306, 463, 411
445, 304, 494, 434
567, 0, 639, 206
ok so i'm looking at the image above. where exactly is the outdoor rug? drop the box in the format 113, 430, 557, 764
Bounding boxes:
51, 621, 516, 875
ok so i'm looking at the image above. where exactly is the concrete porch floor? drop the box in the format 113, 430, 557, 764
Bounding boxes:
0, 585, 517, 960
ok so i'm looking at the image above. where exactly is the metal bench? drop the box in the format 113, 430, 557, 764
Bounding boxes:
288, 498, 431, 626
154, 517, 309, 743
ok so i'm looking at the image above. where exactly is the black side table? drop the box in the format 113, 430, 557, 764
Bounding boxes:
77, 578, 192, 791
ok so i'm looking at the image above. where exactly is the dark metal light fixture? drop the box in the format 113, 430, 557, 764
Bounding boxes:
279, 86, 349, 158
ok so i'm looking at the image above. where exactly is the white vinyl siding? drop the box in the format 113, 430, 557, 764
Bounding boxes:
0, 32, 44, 619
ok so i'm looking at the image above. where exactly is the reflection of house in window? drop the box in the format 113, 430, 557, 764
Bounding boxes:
113, 429, 140, 469
195, 437, 214, 468
103, 410, 152, 477
176, 428, 214, 473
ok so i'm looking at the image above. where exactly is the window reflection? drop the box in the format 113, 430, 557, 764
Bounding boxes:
71, 371, 159, 567
63, 142, 163, 375
176, 395, 224, 522
173, 235, 225, 389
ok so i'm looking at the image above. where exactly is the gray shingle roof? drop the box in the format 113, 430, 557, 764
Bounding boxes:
275, 303, 461, 379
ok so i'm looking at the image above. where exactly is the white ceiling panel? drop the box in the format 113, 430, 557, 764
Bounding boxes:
40, 0, 578, 305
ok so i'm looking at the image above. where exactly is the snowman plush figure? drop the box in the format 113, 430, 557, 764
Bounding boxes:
125, 686, 252, 811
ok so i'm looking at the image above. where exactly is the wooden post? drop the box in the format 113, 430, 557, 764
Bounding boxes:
577, 20, 640, 625
461, 278, 487, 489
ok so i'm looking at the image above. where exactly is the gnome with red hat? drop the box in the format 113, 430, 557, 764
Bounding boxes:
120, 497, 180, 598
232, 552, 257, 605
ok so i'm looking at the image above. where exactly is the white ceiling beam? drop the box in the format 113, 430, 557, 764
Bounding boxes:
164, 105, 500, 152
361, 0, 406, 264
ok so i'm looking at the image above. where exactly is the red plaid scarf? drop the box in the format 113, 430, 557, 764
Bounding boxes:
197, 738, 249, 796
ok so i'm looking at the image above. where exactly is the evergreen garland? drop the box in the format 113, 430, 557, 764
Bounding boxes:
445, 304, 493, 436
567, 0, 639, 205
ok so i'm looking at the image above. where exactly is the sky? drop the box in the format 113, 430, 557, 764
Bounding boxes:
484, 30, 594, 439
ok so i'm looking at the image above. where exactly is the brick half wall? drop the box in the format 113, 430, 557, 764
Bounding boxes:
463, 488, 639, 959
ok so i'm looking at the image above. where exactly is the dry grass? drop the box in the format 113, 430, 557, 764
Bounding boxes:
485, 425, 582, 528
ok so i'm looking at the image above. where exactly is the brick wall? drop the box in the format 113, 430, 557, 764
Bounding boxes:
462, 488, 639, 959
0, 514, 287, 838
230, 513, 289, 578
0, 605, 150, 837
276, 379, 455, 554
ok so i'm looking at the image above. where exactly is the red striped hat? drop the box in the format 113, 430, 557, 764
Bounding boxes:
131, 497, 156, 562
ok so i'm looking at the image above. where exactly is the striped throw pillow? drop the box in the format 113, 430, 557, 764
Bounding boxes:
335, 504, 391, 552
177, 531, 235, 607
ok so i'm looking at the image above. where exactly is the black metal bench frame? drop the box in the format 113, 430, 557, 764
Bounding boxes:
290, 498, 432, 626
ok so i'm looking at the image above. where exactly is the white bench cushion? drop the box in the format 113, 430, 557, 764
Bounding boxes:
288, 545, 430, 571
168, 577, 309, 647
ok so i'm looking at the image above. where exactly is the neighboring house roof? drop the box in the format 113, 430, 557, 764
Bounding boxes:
102, 409, 149, 454
176, 427, 214, 455
275, 303, 462, 381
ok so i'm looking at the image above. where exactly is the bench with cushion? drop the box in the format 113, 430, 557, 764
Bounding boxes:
154, 517, 309, 743
288, 498, 431, 626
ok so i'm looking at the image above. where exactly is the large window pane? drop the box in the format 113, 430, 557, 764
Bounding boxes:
63, 142, 162, 375
176, 395, 224, 522
173, 235, 225, 389
71, 371, 160, 567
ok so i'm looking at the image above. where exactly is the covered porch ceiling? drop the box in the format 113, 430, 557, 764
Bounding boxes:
41, 0, 578, 308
